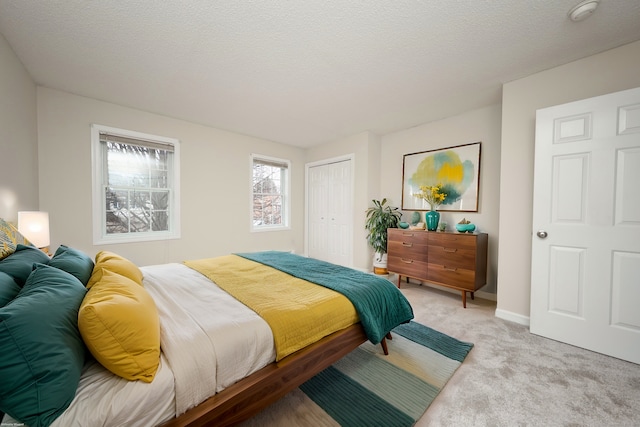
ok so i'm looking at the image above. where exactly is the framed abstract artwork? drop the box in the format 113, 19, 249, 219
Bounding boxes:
402, 142, 481, 212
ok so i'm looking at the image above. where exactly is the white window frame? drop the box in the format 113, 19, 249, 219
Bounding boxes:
250, 154, 291, 232
91, 124, 181, 244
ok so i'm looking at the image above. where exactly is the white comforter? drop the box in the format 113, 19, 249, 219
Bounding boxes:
142, 263, 275, 415
40, 262, 276, 427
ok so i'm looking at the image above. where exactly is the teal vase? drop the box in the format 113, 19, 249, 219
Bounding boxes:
425, 210, 440, 231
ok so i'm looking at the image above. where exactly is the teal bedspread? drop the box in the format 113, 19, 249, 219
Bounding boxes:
235, 251, 414, 344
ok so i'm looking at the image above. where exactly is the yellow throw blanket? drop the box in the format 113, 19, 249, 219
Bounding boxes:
185, 255, 359, 361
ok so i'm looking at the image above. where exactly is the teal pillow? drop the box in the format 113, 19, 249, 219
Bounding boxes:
0, 263, 87, 427
48, 245, 94, 286
0, 244, 50, 287
0, 272, 20, 307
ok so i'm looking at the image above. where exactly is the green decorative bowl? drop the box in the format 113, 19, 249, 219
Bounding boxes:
398, 222, 410, 229
456, 223, 476, 233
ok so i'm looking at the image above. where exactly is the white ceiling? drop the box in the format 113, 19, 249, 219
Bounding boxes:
1, 1, 639, 148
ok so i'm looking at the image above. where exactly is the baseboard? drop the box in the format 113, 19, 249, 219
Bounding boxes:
475, 290, 496, 302
387, 273, 529, 326
495, 308, 530, 326
391, 275, 497, 301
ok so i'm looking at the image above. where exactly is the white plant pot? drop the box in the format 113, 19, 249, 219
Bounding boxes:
373, 252, 388, 275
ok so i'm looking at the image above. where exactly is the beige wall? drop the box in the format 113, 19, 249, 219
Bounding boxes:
5, 30, 640, 317
497, 40, 640, 323
380, 104, 503, 295
305, 131, 381, 270
36, 88, 306, 266
0, 32, 38, 221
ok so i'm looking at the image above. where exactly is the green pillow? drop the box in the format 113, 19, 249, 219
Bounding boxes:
0, 263, 87, 427
48, 245, 95, 286
0, 244, 50, 287
0, 272, 20, 307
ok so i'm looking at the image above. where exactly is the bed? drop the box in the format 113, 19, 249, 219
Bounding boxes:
0, 219, 414, 427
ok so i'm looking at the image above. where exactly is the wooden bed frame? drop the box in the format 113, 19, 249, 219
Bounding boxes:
161, 323, 385, 426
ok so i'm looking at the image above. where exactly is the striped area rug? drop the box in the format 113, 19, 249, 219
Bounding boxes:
298, 321, 473, 427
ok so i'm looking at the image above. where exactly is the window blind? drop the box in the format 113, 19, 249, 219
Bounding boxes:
99, 132, 175, 152
254, 158, 288, 169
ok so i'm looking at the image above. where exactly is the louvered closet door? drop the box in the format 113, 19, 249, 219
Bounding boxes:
530, 86, 640, 364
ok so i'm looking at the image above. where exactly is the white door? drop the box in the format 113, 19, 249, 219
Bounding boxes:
306, 159, 353, 267
326, 160, 352, 265
530, 86, 640, 364
307, 164, 329, 260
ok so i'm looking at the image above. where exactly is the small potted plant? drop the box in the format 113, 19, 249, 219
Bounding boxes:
365, 198, 402, 274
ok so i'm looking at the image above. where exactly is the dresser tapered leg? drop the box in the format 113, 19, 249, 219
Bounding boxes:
461, 291, 467, 308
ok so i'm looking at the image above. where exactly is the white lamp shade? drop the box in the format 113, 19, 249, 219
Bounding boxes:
18, 211, 50, 248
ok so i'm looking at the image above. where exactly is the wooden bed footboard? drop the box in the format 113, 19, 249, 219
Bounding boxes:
161, 323, 368, 427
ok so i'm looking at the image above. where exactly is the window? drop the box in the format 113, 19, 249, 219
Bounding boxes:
91, 124, 180, 244
251, 154, 290, 231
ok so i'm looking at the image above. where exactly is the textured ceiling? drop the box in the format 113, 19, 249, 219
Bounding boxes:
1, 1, 639, 147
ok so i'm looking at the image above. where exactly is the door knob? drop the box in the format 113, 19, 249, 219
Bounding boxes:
536, 230, 548, 239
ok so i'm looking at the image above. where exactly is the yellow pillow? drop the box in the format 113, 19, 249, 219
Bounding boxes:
78, 269, 160, 382
0, 218, 32, 260
87, 251, 143, 289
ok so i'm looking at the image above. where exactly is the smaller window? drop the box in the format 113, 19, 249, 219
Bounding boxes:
251, 154, 290, 231
91, 124, 181, 244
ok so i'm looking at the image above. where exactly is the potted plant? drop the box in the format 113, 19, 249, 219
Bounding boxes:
365, 198, 402, 274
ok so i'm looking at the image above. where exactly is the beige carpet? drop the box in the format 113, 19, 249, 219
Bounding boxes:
242, 277, 640, 426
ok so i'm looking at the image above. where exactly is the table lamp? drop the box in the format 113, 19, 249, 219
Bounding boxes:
18, 211, 50, 255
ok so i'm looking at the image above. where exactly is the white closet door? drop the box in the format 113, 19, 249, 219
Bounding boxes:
308, 164, 329, 261
307, 159, 353, 267
530, 86, 640, 364
326, 160, 352, 266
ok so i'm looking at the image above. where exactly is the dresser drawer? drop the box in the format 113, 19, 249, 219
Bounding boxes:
388, 256, 428, 279
427, 264, 476, 290
428, 246, 476, 270
388, 229, 428, 244
428, 232, 477, 250
387, 240, 428, 262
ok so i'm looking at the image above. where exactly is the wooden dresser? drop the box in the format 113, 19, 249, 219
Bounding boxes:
387, 228, 488, 308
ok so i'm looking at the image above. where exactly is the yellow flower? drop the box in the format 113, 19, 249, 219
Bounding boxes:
415, 184, 447, 210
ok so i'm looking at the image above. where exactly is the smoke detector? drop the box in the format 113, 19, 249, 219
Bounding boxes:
568, 0, 599, 22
